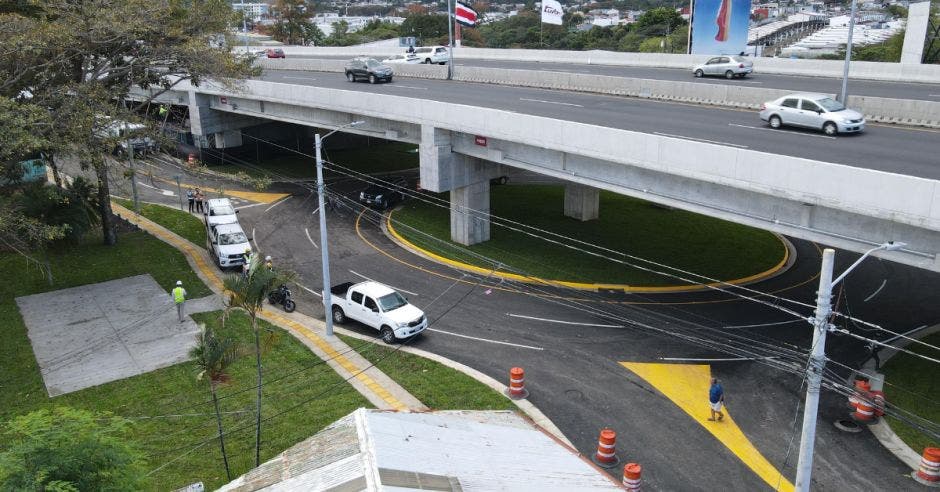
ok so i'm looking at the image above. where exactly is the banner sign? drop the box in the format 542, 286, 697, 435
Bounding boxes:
689, 0, 749, 55
541, 0, 564, 25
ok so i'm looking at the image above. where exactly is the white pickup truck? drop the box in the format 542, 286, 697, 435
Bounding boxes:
330, 281, 427, 344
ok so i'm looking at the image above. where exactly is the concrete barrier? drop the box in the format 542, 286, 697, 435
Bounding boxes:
258, 58, 448, 79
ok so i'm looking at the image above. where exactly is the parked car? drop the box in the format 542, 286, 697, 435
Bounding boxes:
359, 177, 408, 209
345, 57, 393, 84
330, 281, 427, 344
413, 46, 449, 65
203, 198, 238, 228
692, 55, 753, 79
207, 222, 251, 269
382, 54, 421, 64
759, 93, 865, 136
265, 48, 285, 59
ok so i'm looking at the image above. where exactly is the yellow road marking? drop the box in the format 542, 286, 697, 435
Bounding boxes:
621, 362, 794, 492
151, 174, 289, 204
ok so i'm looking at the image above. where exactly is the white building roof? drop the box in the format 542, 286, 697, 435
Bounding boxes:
219, 409, 622, 491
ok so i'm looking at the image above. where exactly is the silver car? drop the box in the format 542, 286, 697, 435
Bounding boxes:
759, 93, 865, 136
693, 55, 753, 79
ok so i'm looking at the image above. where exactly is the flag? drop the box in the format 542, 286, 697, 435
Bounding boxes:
541, 0, 564, 25
715, 0, 732, 41
455, 2, 479, 27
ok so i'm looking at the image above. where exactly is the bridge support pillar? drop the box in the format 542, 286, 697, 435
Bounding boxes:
451, 180, 491, 245
564, 183, 599, 221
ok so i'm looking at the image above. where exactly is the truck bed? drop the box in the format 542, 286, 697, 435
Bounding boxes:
330, 282, 354, 298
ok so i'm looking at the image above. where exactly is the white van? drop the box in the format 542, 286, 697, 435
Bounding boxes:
413, 46, 449, 65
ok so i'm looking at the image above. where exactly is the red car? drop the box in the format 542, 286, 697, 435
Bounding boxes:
266, 48, 285, 59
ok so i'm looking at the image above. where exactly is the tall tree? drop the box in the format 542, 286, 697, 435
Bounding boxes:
0, 0, 256, 247
190, 324, 241, 481
270, 0, 316, 45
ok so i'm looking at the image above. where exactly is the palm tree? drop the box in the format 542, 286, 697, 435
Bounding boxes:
222, 255, 295, 467
190, 323, 239, 480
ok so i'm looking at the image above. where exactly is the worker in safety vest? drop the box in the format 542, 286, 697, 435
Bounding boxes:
171, 280, 188, 322
242, 248, 252, 278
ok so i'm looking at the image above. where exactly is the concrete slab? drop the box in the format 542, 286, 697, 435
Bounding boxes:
15, 274, 222, 397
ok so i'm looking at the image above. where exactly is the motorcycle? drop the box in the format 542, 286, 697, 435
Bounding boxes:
267, 284, 296, 312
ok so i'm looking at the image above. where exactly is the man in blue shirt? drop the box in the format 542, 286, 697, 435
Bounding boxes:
708, 377, 724, 421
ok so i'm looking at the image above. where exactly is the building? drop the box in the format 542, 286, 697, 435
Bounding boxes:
232, 2, 270, 21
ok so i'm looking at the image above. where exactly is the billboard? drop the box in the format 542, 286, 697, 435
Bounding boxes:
689, 0, 750, 55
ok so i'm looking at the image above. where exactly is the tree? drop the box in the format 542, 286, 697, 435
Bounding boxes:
0, 407, 145, 490
222, 256, 295, 467
270, 0, 316, 45
400, 14, 450, 45
190, 324, 241, 481
0, 0, 256, 248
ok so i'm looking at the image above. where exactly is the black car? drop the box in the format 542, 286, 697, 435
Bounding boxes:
359, 177, 408, 209
345, 57, 393, 84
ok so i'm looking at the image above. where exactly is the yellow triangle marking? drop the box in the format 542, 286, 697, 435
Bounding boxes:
621, 362, 794, 492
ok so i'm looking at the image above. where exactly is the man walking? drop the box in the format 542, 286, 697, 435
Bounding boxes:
708, 377, 725, 421
186, 189, 195, 213
171, 280, 187, 323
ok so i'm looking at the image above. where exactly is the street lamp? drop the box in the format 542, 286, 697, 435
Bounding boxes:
839, 0, 859, 104
794, 240, 906, 491
316, 120, 363, 337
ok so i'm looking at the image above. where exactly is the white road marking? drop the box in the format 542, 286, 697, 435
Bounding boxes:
234, 202, 266, 210
520, 98, 584, 107
282, 76, 317, 81
264, 195, 290, 213
304, 227, 319, 249
653, 131, 749, 148
137, 181, 174, 196
728, 123, 837, 140
161, 190, 174, 196
348, 269, 419, 296
311, 206, 320, 216
507, 313, 623, 328
722, 319, 805, 330
864, 279, 887, 302
251, 227, 260, 252
388, 85, 427, 90
296, 283, 322, 298
929, 94, 940, 97
658, 356, 780, 361
427, 328, 544, 350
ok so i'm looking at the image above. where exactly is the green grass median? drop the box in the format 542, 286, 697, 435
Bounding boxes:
113, 198, 205, 246
393, 185, 786, 287
881, 331, 940, 452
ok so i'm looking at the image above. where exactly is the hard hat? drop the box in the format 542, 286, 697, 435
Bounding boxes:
245, 248, 251, 253
176, 280, 182, 286
265, 256, 272, 261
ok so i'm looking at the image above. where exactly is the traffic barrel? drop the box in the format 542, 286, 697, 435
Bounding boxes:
848, 379, 870, 410
852, 395, 876, 423
622, 463, 642, 490
506, 367, 528, 399
871, 390, 886, 417
187, 153, 195, 166
913, 447, 940, 485
592, 428, 619, 468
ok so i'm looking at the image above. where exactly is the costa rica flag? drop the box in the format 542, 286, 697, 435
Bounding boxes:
455, 2, 479, 27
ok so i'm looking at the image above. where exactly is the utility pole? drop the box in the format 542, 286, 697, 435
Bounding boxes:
126, 140, 140, 216
839, 0, 859, 104
174, 175, 184, 211
447, 0, 454, 79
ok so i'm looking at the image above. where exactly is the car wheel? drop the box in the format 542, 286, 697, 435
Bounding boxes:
694, 69, 704, 78
823, 121, 839, 136
346, 72, 354, 82
424, 58, 432, 64
725, 70, 735, 79
380, 326, 396, 344
769, 115, 782, 129
387, 76, 393, 83
332, 306, 346, 324
379, 198, 388, 210
369, 74, 376, 84
439, 62, 446, 65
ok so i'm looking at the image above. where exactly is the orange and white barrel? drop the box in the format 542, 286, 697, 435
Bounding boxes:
592, 428, 619, 468
506, 367, 528, 399
848, 379, 870, 410
870, 390, 886, 417
913, 447, 940, 485
622, 463, 642, 490
852, 396, 875, 423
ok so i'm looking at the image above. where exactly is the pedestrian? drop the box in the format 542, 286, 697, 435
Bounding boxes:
171, 280, 188, 323
195, 188, 204, 213
264, 255, 273, 271
186, 189, 195, 213
708, 377, 725, 421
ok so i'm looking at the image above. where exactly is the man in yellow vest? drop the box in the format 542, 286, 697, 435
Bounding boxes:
171, 280, 187, 323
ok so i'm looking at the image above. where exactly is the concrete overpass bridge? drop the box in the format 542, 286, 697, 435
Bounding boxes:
131, 78, 940, 274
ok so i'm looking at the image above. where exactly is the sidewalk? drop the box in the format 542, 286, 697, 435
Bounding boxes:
111, 201, 425, 412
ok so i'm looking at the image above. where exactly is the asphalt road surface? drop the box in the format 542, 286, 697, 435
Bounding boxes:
262, 69, 940, 180
287, 54, 940, 102
111, 156, 940, 491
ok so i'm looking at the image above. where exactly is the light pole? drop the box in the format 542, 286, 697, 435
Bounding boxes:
446, 0, 454, 79
839, 0, 859, 104
794, 240, 906, 491
316, 120, 363, 337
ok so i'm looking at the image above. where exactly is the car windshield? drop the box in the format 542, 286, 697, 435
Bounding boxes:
211, 205, 234, 216
218, 232, 247, 245
366, 59, 381, 68
815, 97, 845, 112
377, 292, 407, 312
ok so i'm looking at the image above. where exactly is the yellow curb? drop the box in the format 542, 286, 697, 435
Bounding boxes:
111, 201, 409, 411
151, 174, 289, 204
386, 210, 789, 293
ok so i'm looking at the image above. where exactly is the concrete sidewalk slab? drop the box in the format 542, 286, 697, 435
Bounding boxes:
15, 274, 221, 397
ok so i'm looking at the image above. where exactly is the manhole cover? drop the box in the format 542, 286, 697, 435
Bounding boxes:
834, 419, 862, 433
565, 389, 584, 400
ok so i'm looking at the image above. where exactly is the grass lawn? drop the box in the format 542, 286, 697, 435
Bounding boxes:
113, 198, 206, 246
337, 334, 514, 411
881, 331, 940, 452
212, 141, 418, 179
392, 185, 786, 286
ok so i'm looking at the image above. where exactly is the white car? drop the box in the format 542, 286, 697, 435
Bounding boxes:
207, 222, 251, 269
204, 198, 238, 227
413, 46, 449, 65
759, 93, 865, 136
330, 281, 427, 344
382, 54, 421, 64
693, 55, 753, 79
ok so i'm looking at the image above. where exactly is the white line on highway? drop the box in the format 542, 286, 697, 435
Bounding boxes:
296, 283, 322, 297
388, 85, 427, 90
234, 202, 266, 210
282, 76, 317, 81
722, 319, 805, 329
348, 269, 419, 296
507, 313, 623, 328
427, 328, 544, 350
264, 195, 290, 213
653, 132, 749, 148
304, 227, 319, 249
519, 98, 584, 107
658, 356, 780, 362
728, 123, 837, 140
864, 279, 888, 302
930, 94, 940, 97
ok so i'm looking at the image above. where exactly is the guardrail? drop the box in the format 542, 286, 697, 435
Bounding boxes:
259, 59, 940, 128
